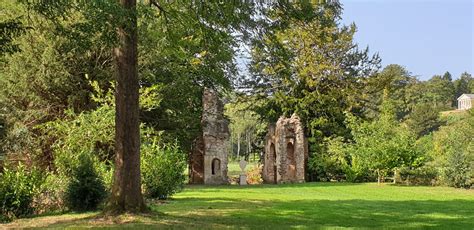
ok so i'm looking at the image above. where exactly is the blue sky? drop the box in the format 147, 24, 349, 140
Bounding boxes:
341, 0, 473, 80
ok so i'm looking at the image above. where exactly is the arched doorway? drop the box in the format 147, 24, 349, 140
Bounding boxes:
287, 142, 296, 180
211, 158, 221, 175
270, 143, 277, 184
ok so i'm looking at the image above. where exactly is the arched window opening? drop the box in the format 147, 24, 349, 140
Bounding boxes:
270, 143, 276, 164
211, 158, 221, 175
287, 142, 296, 179
270, 143, 277, 183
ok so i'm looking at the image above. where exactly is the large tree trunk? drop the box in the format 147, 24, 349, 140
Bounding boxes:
107, 0, 145, 214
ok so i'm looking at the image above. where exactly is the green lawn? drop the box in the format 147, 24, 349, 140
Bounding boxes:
3, 183, 473, 229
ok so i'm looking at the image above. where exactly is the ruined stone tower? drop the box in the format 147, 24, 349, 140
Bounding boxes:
263, 114, 308, 184
189, 88, 229, 184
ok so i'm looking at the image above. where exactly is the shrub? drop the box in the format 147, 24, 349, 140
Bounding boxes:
432, 111, 473, 188
39, 103, 114, 211
344, 102, 421, 184
443, 148, 473, 188
311, 137, 372, 182
0, 164, 43, 222
399, 166, 438, 186
34, 173, 68, 214
141, 141, 186, 199
246, 164, 263, 184
65, 154, 107, 212
40, 105, 115, 178
308, 137, 347, 182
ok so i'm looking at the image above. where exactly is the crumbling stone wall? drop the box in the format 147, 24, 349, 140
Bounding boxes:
189, 136, 204, 184
263, 114, 308, 183
189, 88, 229, 185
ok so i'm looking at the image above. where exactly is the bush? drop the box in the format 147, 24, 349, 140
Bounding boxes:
344, 103, 421, 184
399, 166, 438, 186
308, 138, 347, 182
308, 154, 349, 182
246, 164, 263, 184
432, 111, 473, 188
34, 173, 68, 214
141, 142, 186, 199
39, 103, 114, 211
0, 164, 43, 222
444, 148, 473, 188
40, 105, 115, 178
65, 154, 107, 212
310, 137, 372, 182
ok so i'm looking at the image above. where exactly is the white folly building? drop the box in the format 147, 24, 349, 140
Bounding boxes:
457, 94, 474, 110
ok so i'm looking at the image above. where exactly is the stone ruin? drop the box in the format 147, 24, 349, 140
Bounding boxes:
189, 88, 229, 185
263, 114, 308, 184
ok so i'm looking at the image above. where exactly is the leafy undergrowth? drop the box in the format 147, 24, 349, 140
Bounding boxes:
2, 183, 473, 229
227, 161, 258, 178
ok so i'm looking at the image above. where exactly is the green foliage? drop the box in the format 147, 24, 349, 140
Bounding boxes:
405, 103, 444, 138
432, 110, 474, 188
0, 0, 257, 178
34, 173, 68, 214
39, 79, 161, 184
344, 99, 421, 182
65, 154, 107, 212
141, 139, 186, 199
0, 0, 27, 57
41, 104, 115, 180
309, 137, 350, 182
311, 135, 377, 183
366, 66, 461, 122
0, 117, 5, 158
454, 72, 474, 100
137, 2, 256, 151
225, 99, 267, 160
443, 149, 473, 188
250, 2, 380, 128
424, 73, 455, 108
247, 2, 381, 180
370, 64, 417, 119
0, 5, 115, 167
0, 164, 43, 222
31, 89, 115, 214
399, 165, 438, 185
0, 18, 26, 55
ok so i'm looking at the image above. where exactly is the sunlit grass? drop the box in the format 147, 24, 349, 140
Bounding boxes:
2, 183, 473, 229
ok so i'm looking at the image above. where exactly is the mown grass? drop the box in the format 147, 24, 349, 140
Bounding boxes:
2, 183, 473, 229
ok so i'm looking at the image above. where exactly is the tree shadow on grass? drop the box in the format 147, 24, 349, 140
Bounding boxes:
158, 198, 474, 229
1, 212, 99, 229
32, 198, 474, 229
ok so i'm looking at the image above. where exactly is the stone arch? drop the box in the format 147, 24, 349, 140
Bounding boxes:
287, 142, 296, 180
263, 115, 307, 184
270, 143, 277, 183
211, 158, 221, 175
